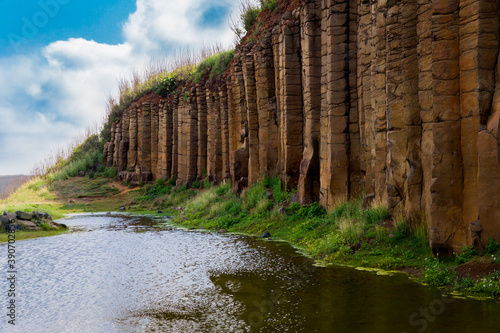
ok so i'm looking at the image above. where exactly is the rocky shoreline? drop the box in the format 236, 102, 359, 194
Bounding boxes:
1, 210, 68, 231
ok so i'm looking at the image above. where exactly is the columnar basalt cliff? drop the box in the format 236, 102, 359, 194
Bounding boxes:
105, 0, 500, 253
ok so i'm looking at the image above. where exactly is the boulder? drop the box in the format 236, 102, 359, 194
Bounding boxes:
16, 211, 32, 221
17, 220, 39, 230
260, 232, 271, 238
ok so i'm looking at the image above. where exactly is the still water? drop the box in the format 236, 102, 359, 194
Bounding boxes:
1, 214, 499, 333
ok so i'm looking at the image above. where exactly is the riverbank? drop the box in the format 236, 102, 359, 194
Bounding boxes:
1, 175, 500, 299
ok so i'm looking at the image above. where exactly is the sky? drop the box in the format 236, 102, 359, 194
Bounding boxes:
0, 0, 238, 175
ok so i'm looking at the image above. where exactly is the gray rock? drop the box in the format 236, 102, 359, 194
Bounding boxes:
260, 232, 271, 238
0, 215, 9, 225
119, 207, 126, 211
7, 213, 16, 222
18, 220, 39, 230
16, 211, 32, 221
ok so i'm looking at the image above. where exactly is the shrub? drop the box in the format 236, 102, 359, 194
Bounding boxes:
261, 0, 277, 12
242, 7, 261, 31
455, 246, 477, 265
423, 259, 457, 287
103, 167, 117, 179
155, 76, 178, 97
487, 237, 500, 254
39, 223, 52, 231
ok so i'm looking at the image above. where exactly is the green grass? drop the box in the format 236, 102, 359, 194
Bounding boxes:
192, 50, 235, 83
51, 177, 119, 198
0, 229, 68, 243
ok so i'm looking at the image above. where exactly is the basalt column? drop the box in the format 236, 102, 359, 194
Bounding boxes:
254, 36, 279, 177
141, 103, 152, 181
177, 100, 188, 182
402, 0, 423, 224
348, 0, 361, 196
371, 3, 388, 205
118, 108, 130, 172
279, 17, 303, 189
357, 0, 373, 195
298, 0, 321, 205
319, 0, 351, 207
207, 88, 222, 183
106, 124, 115, 167
474, 0, 500, 243
428, 0, 463, 253
272, 27, 283, 177
187, 88, 199, 183
128, 104, 138, 171
243, 48, 260, 185
113, 120, 122, 168
157, 100, 167, 179
220, 85, 231, 181
171, 96, 179, 179
151, 103, 159, 179
165, 103, 173, 179
229, 58, 249, 189
385, 4, 407, 213
197, 83, 208, 179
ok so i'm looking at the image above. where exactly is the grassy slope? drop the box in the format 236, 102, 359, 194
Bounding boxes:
2, 175, 500, 299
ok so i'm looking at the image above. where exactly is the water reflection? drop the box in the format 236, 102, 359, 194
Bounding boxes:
0, 214, 499, 333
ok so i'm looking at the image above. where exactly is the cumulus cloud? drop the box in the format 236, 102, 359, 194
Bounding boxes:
0, 0, 236, 175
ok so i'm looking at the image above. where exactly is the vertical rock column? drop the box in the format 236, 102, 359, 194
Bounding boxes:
357, 0, 373, 195
417, 0, 433, 225
429, 0, 463, 253
128, 104, 138, 171
113, 120, 122, 168
220, 85, 231, 181
177, 100, 188, 182
474, 0, 500, 244
197, 83, 208, 179
207, 89, 223, 182
254, 36, 279, 177
243, 47, 260, 185
298, 0, 321, 205
461, 0, 499, 242
137, 104, 143, 175
371, 2, 388, 205
272, 28, 283, 177
320, 0, 351, 207
280, 18, 303, 189
106, 123, 115, 167
157, 100, 167, 179
229, 58, 249, 187
119, 109, 130, 172
171, 97, 179, 180
187, 88, 199, 183
165, 103, 173, 179
402, 0, 423, 223
150, 103, 159, 179
141, 103, 152, 181
348, 0, 361, 196
385, 4, 407, 212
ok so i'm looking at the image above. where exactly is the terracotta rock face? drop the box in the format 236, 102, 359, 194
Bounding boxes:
105, 0, 500, 251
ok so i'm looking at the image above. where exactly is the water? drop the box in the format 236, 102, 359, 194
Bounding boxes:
1, 214, 499, 332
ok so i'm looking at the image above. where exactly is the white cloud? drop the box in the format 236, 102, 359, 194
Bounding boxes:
0, 0, 236, 175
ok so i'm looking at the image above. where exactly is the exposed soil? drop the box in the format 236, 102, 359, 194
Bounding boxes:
454, 261, 500, 280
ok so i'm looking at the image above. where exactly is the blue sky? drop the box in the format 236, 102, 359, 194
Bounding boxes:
0, 0, 237, 175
